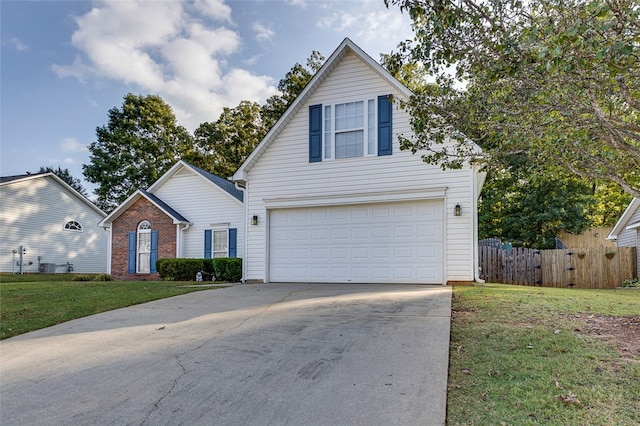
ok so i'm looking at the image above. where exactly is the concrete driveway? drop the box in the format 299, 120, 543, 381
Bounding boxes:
0, 283, 452, 426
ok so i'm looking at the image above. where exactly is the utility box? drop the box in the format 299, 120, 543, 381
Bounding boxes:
39, 263, 55, 274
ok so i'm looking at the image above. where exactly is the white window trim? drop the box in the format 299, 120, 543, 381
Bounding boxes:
137, 220, 151, 274
212, 228, 229, 258
322, 98, 377, 160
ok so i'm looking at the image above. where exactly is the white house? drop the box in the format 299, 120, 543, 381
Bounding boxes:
0, 173, 107, 274
98, 161, 244, 280
233, 38, 485, 285
607, 197, 640, 277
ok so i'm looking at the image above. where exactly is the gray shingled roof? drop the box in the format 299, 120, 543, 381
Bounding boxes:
139, 189, 189, 223
0, 173, 46, 184
186, 163, 243, 202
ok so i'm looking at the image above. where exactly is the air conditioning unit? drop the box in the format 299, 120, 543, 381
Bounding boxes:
39, 263, 55, 274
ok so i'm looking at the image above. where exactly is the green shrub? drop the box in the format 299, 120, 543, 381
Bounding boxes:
72, 275, 93, 281
156, 258, 204, 281
94, 273, 113, 281
157, 258, 242, 282
213, 258, 242, 282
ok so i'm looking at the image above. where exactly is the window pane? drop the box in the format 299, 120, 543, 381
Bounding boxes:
138, 253, 150, 273
335, 101, 363, 131
368, 99, 375, 154
324, 105, 332, 159
335, 130, 364, 158
213, 230, 228, 257
138, 232, 151, 253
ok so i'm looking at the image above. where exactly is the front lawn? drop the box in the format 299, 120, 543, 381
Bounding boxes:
0, 274, 214, 339
448, 284, 640, 425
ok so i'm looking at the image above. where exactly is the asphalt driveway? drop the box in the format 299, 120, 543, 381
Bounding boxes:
0, 283, 452, 426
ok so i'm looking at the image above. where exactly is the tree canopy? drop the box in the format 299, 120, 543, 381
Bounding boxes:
192, 51, 324, 177
385, 0, 640, 198
83, 93, 193, 212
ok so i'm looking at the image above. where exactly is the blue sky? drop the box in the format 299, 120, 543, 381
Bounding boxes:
1, 0, 413, 196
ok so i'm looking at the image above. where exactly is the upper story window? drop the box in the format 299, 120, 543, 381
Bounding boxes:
310, 95, 392, 163
324, 100, 377, 159
64, 220, 83, 232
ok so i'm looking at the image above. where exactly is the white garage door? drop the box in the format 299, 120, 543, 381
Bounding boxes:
269, 200, 444, 284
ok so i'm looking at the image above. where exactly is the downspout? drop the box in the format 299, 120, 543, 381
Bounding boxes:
177, 223, 192, 257
235, 181, 247, 283
103, 226, 112, 275
473, 165, 486, 283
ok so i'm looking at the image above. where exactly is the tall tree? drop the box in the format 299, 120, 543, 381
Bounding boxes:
83, 93, 193, 212
193, 51, 325, 177
38, 166, 88, 198
478, 155, 594, 248
261, 51, 325, 129
385, 0, 640, 198
193, 101, 265, 178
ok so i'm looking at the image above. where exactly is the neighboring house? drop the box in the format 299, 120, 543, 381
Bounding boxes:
99, 161, 244, 280
607, 197, 640, 277
0, 173, 107, 274
233, 38, 485, 285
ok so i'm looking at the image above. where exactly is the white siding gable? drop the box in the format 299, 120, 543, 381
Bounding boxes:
152, 167, 244, 258
0, 176, 108, 273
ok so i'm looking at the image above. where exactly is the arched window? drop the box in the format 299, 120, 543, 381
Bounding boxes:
137, 220, 152, 273
64, 220, 83, 232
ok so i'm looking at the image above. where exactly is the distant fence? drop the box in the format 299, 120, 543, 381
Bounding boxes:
479, 246, 637, 289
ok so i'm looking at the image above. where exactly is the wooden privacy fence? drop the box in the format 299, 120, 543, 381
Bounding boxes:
479, 246, 637, 289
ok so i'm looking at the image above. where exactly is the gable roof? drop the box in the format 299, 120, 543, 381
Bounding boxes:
232, 38, 413, 184
98, 189, 190, 227
607, 197, 640, 240
0, 172, 106, 217
148, 160, 243, 203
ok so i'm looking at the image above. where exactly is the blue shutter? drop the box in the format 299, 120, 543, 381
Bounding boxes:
127, 232, 136, 274
378, 95, 392, 156
309, 104, 322, 162
228, 228, 237, 258
204, 230, 212, 258
150, 230, 158, 273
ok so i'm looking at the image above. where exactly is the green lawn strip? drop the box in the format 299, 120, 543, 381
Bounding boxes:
447, 285, 640, 425
0, 279, 214, 339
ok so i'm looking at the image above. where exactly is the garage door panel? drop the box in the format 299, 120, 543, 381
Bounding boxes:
269, 200, 444, 284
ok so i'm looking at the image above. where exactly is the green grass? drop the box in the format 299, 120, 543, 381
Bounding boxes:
0, 274, 215, 339
447, 284, 640, 425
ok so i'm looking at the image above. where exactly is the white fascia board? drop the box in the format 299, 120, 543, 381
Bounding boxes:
263, 187, 448, 209
98, 190, 145, 227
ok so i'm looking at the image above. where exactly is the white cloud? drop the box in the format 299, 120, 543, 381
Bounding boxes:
61, 137, 87, 153
9, 37, 28, 51
52, 0, 277, 131
192, 0, 232, 22
316, 2, 412, 57
253, 22, 275, 42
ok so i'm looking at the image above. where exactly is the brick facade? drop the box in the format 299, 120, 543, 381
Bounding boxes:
111, 198, 176, 280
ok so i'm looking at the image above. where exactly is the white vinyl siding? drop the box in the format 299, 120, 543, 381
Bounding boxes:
242, 51, 478, 283
0, 176, 108, 274
152, 167, 244, 259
